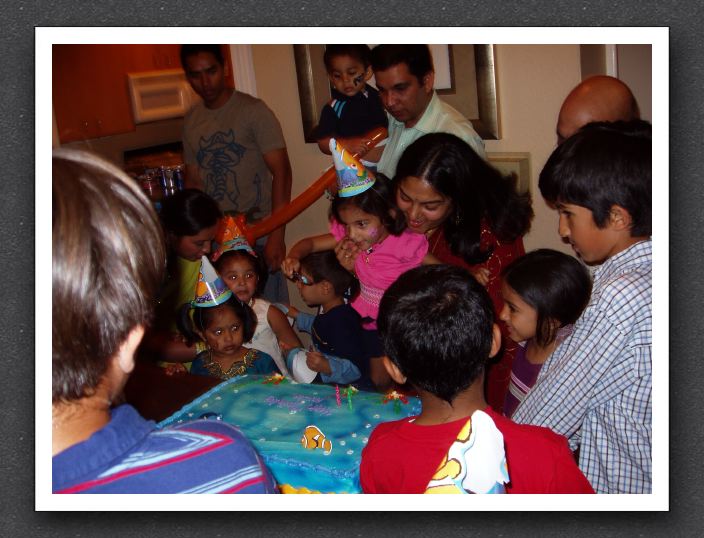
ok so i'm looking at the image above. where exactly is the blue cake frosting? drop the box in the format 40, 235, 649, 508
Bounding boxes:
158, 374, 422, 493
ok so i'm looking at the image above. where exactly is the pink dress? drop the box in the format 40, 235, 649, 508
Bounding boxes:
330, 219, 428, 329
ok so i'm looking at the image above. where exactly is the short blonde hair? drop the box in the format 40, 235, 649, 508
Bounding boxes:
52, 148, 166, 402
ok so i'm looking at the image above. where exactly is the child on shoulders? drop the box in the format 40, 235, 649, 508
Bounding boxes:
360, 264, 593, 494
315, 44, 388, 167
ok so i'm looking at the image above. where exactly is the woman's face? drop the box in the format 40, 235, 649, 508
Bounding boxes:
396, 176, 453, 235
171, 224, 218, 261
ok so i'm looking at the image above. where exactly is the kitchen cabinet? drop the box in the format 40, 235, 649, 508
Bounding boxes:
53, 44, 233, 144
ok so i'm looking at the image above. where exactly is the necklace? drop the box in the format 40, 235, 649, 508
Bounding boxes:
204, 348, 257, 379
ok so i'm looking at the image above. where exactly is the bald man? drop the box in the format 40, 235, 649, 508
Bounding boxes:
556, 75, 639, 144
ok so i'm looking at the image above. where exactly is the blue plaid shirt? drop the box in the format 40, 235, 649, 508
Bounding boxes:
513, 240, 652, 493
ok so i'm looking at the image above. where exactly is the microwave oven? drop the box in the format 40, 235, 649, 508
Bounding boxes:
127, 69, 200, 124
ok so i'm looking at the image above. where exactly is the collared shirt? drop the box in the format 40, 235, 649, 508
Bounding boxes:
377, 91, 486, 178
513, 240, 652, 493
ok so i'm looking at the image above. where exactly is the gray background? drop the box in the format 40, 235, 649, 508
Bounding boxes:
3, 0, 697, 535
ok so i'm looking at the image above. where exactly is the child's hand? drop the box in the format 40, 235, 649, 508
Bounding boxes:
164, 362, 187, 376
334, 237, 359, 272
306, 351, 332, 375
280, 256, 300, 278
471, 267, 491, 287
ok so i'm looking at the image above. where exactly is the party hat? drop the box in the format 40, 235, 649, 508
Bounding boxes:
329, 138, 376, 197
192, 255, 233, 307
211, 215, 256, 262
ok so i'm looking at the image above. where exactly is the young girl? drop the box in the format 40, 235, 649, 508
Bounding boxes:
177, 255, 277, 380
212, 220, 303, 378
181, 295, 277, 380
282, 139, 439, 391
499, 249, 592, 418
282, 251, 373, 390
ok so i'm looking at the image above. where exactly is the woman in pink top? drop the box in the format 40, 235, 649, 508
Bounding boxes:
282, 139, 439, 391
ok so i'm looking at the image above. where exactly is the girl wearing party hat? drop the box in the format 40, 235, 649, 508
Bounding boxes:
177, 255, 277, 380
211, 215, 302, 378
281, 139, 440, 392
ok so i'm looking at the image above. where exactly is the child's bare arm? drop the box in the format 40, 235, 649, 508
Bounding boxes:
268, 304, 303, 349
281, 233, 337, 276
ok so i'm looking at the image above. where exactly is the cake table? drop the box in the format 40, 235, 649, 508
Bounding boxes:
158, 374, 421, 494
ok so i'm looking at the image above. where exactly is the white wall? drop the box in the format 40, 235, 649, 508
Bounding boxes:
485, 44, 583, 255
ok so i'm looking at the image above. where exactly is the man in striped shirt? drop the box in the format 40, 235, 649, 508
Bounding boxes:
513, 120, 652, 494
52, 148, 277, 494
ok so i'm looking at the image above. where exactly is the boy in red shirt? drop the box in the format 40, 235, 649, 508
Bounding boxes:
360, 264, 594, 494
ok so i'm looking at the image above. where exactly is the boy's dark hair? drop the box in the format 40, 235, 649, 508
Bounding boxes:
502, 249, 592, 347
378, 264, 495, 404
179, 296, 257, 346
180, 44, 224, 69
213, 248, 269, 297
53, 149, 166, 402
395, 132, 533, 264
160, 188, 222, 237
331, 173, 406, 236
370, 45, 433, 84
323, 44, 372, 71
300, 251, 360, 298
330, 173, 406, 236
539, 120, 652, 237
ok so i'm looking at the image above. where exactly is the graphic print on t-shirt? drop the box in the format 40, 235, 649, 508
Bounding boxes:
197, 129, 247, 210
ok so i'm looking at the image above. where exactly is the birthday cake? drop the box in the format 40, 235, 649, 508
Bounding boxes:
158, 374, 421, 494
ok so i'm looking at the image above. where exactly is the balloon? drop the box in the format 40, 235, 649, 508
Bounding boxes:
243, 127, 388, 244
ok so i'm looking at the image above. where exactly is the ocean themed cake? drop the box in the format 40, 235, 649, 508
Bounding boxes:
159, 374, 421, 493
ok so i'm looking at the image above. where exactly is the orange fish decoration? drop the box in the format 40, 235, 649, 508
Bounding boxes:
301, 425, 333, 455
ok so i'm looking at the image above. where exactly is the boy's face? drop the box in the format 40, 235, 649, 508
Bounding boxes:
295, 268, 327, 307
556, 202, 621, 265
327, 54, 371, 97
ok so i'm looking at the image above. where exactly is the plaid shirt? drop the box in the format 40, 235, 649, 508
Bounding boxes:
513, 240, 652, 493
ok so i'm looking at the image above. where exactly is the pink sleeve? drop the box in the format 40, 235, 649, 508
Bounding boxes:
396, 230, 428, 264
329, 218, 345, 241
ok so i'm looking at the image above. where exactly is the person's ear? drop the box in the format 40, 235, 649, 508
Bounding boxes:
321, 280, 332, 295
116, 325, 145, 375
422, 71, 435, 93
489, 323, 502, 359
608, 204, 633, 231
382, 355, 407, 385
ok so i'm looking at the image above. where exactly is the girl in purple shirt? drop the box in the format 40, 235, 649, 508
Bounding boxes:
498, 249, 592, 418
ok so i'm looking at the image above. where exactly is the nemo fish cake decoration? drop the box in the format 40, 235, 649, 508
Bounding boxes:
301, 425, 333, 455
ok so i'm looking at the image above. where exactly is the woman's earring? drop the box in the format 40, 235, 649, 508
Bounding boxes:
455, 211, 462, 226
